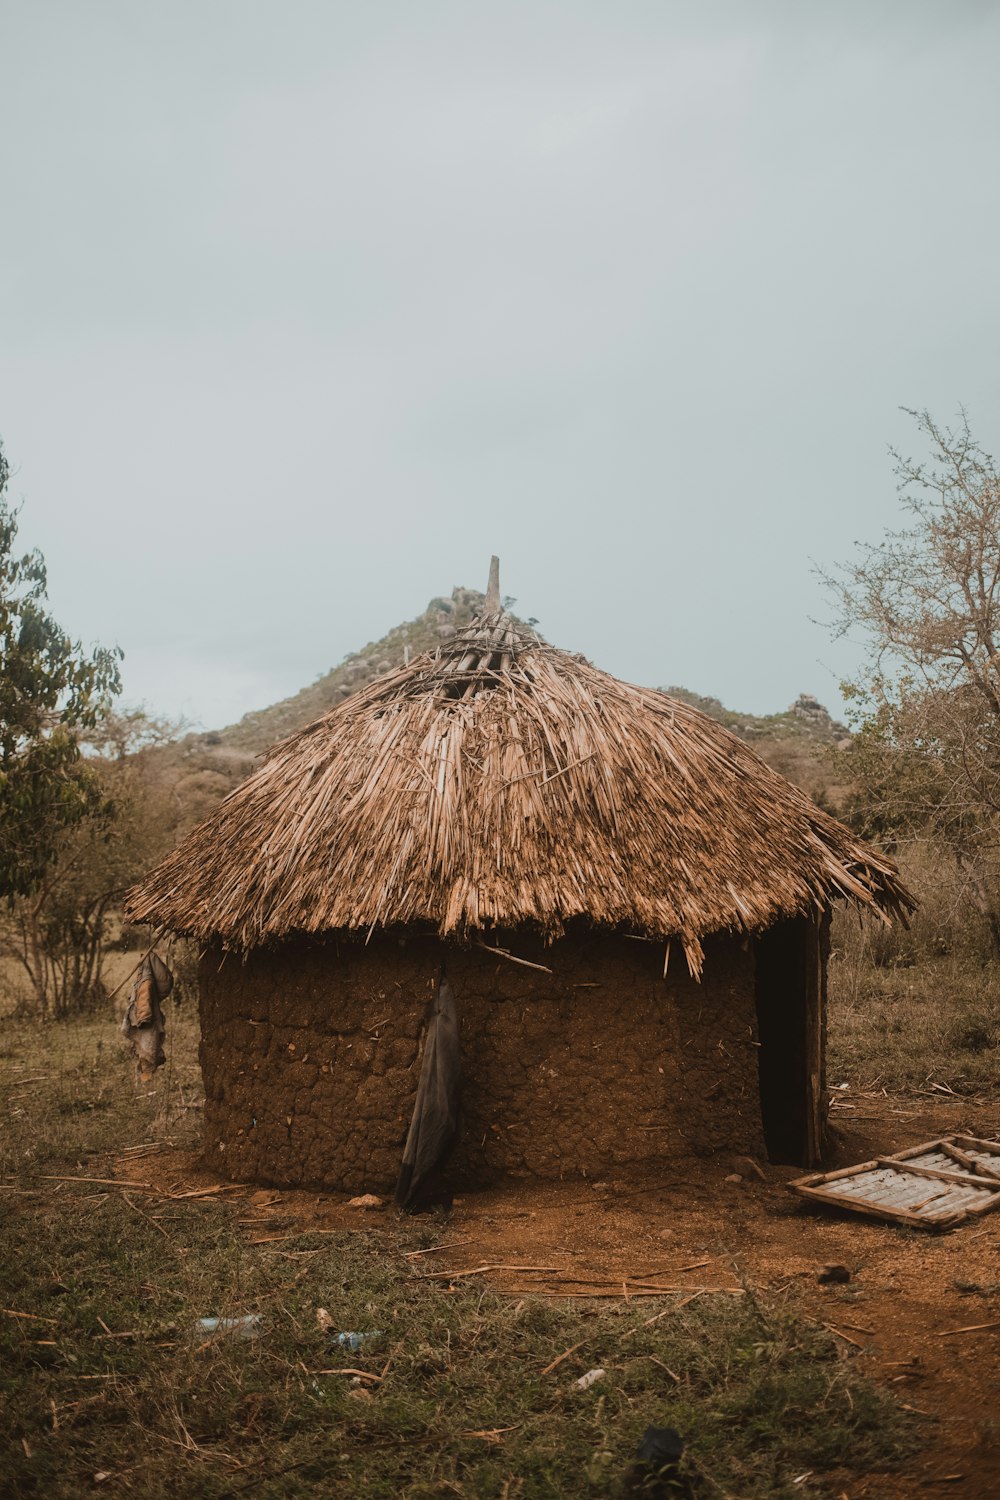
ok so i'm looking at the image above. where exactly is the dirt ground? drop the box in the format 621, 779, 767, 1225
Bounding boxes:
131, 1094, 1000, 1499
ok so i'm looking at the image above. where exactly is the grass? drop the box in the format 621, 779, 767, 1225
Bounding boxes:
826, 842, 1000, 1099
0, 1009, 916, 1498
828, 917, 1000, 1097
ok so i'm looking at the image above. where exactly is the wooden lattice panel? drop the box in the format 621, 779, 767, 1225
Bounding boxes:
790, 1135, 1000, 1230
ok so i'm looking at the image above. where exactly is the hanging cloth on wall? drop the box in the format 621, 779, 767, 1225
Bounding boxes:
121, 951, 174, 1081
394, 970, 462, 1210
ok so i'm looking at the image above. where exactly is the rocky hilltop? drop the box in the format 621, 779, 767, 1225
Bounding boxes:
663, 686, 850, 748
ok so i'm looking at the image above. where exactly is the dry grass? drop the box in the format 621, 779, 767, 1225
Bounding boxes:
828, 846, 1000, 1097
0, 1008, 914, 1499
829, 935, 1000, 1098
126, 607, 912, 975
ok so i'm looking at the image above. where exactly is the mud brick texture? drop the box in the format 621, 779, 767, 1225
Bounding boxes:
199, 929, 766, 1193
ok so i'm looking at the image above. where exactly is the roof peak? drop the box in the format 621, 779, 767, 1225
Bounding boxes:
485, 555, 501, 613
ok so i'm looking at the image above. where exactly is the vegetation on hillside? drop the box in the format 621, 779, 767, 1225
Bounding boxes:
202, 586, 498, 756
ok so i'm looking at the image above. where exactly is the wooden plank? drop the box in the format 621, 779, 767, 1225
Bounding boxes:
791, 1132, 1000, 1231
850, 1167, 987, 1212
818, 910, 831, 1156
874, 1157, 1000, 1190
953, 1135, 1000, 1157
826, 1178, 882, 1199
936, 1183, 993, 1207
965, 1149, 1000, 1173
792, 1158, 880, 1189
832, 1174, 925, 1206
884, 1182, 962, 1212
829, 1169, 960, 1210
959, 1158, 1000, 1182
803, 915, 824, 1168
838, 1184, 945, 1212
909, 1151, 963, 1169
797, 1176, 959, 1224
910, 1187, 964, 1213
891, 1184, 961, 1211
890, 1135, 966, 1161
929, 1191, 991, 1217
963, 1189, 1000, 1216
791, 1183, 955, 1230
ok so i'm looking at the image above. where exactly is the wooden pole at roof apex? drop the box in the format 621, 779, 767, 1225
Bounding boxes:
485, 555, 501, 612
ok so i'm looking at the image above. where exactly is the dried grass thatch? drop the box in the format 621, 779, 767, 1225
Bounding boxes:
125, 567, 914, 975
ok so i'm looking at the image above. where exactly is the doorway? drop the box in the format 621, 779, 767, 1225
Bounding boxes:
753, 913, 828, 1166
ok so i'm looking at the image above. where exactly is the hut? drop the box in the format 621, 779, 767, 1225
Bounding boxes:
125, 561, 913, 1193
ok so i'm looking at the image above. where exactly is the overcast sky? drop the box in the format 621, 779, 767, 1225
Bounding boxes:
2, 2, 998, 730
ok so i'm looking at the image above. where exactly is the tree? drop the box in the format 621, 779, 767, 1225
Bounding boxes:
0, 709, 181, 1017
826, 409, 1000, 952
0, 441, 122, 899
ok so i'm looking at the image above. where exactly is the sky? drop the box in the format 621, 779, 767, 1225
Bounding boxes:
1, 1, 998, 731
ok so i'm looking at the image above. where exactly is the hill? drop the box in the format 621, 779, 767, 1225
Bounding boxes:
213, 586, 492, 756
148, 588, 495, 836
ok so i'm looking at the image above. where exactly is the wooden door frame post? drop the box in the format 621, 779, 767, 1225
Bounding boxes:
803, 909, 831, 1166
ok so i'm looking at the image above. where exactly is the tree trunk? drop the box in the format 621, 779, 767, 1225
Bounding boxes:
25, 898, 50, 1019
955, 851, 1000, 959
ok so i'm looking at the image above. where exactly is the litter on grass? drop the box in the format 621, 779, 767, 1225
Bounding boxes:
335, 1331, 383, 1351
195, 1315, 263, 1340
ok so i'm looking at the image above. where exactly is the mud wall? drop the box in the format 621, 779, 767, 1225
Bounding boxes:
199, 929, 767, 1192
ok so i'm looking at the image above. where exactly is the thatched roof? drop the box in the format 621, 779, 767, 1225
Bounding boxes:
125, 561, 913, 975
